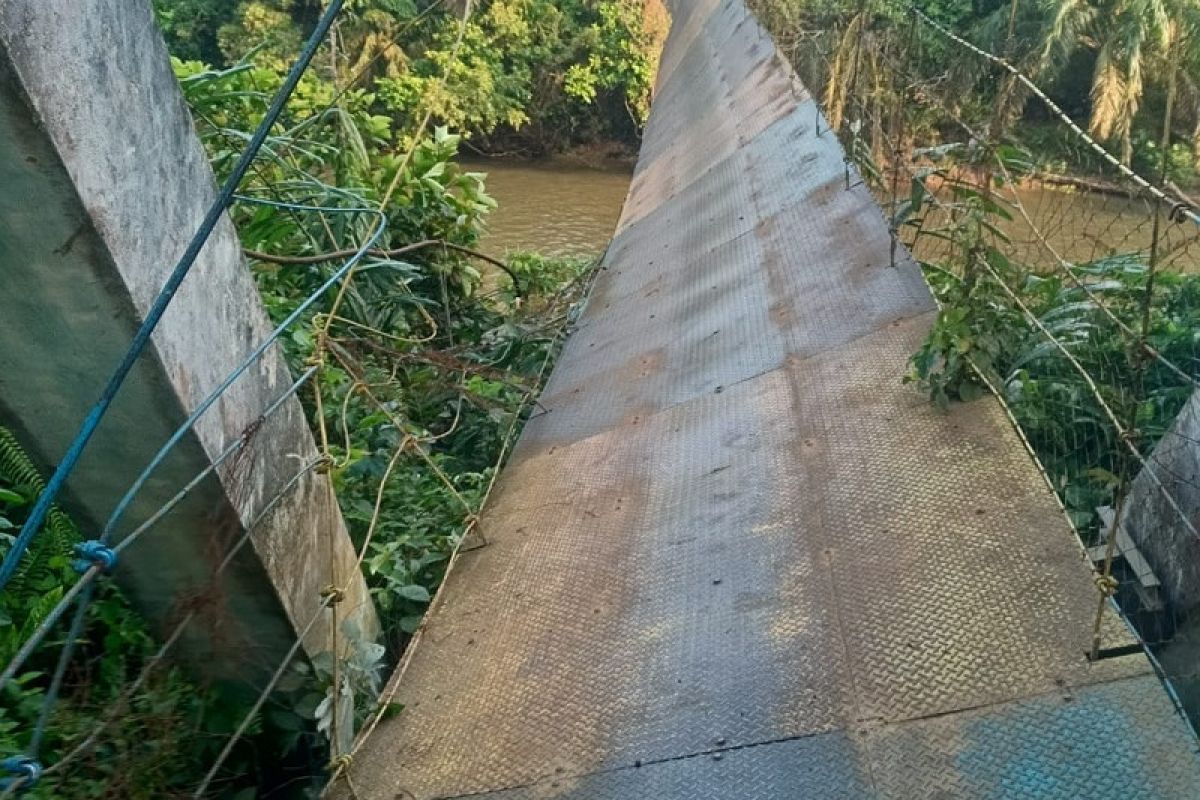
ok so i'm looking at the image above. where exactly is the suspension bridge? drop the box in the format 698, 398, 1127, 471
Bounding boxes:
331, 0, 1200, 797
4, 0, 1200, 796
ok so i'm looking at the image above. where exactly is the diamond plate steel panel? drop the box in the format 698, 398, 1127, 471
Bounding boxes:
866, 676, 1200, 799
711, 9, 786, 89
631, 42, 729, 180
628, 5, 793, 205
774, 314, 1146, 724
529, 94, 933, 455
336, 0, 1200, 797
470, 733, 872, 799
654, 0, 724, 92
622, 149, 754, 244
518, 223, 781, 453
347, 368, 855, 799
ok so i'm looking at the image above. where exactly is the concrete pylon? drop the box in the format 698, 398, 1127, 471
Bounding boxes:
0, 0, 377, 688
1121, 393, 1200, 714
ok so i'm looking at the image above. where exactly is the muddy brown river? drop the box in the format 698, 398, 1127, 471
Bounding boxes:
911, 182, 1200, 271
475, 157, 1199, 273
474, 158, 632, 259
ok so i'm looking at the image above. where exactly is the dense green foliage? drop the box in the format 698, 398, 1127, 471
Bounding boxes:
156, 0, 666, 155
902, 163, 1199, 537
753, 0, 1200, 181
1, 431, 220, 799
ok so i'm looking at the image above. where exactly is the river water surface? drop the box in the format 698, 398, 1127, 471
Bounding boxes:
911, 182, 1200, 271
475, 158, 1199, 273
474, 158, 632, 259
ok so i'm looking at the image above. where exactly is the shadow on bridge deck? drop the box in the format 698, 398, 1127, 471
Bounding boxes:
338, 0, 1200, 796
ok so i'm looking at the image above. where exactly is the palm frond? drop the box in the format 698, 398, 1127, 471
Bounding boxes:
1089, 43, 1128, 139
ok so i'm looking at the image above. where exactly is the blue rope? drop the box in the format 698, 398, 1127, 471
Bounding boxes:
0, 364, 317, 691
0, 756, 41, 793
1, 195, 383, 762
71, 541, 116, 574
112, 366, 321, 554
99, 197, 385, 546
27, 581, 93, 760
29, 459, 322, 783
0, 0, 346, 592
0, 568, 99, 693
0, 3, 390, 773
0, 194, 382, 691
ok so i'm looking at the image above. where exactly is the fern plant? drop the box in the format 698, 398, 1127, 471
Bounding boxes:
0, 426, 80, 630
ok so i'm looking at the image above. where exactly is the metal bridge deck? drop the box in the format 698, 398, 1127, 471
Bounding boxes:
341, 0, 1200, 796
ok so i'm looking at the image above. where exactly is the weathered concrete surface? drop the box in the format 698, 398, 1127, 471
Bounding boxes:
337, 0, 1200, 797
1123, 394, 1200, 714
1125, 395, 1200, 612
0, 0, 374, 686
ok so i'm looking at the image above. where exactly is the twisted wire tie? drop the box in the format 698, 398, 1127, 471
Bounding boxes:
1169, 201, 1196, 224
1094, 574, 1119, 597
320, 585, 346, 604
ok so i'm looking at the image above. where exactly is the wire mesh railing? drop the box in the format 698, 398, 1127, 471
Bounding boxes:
752, 0, 1200, 727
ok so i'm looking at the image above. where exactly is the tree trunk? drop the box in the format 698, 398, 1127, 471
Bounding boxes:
1192, 115, 1200, 167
